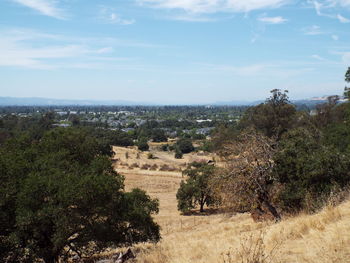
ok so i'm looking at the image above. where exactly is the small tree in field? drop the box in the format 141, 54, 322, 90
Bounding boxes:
176, 162, 216, 213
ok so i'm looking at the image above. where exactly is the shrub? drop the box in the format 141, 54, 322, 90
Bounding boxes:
176, 138, 194, 154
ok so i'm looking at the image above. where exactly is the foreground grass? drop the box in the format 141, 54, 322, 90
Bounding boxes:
111, 148, 350, 263
133, 201, 350, 263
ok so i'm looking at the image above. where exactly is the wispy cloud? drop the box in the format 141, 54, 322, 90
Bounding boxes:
12, 0, 66, 19
165, 14, 217, 22
312, 1, 350, 23
332, 34, 339, 40
302, 25, 324, 35
0, 28, 168, 69
194, 62, 313, 78
258, 16, 287, 24
138, 0, 289, 13
99, 7, 135, 25
337, 14, 350, 23
311, 54, 326, 61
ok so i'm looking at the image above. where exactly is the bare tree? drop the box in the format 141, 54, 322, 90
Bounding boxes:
213, 129, 281, 221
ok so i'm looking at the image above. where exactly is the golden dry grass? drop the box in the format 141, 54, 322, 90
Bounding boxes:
112, 146, 350, 263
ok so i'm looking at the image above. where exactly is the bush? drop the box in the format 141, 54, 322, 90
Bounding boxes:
137, 138, 149, 151
176, 138, 194, 154
175, 148, 183, 159
161, 144, 169, 151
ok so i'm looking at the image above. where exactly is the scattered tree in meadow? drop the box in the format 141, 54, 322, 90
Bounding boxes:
176, 138, 194, 154
137, 137, 149, 151
176, 162, 216, 213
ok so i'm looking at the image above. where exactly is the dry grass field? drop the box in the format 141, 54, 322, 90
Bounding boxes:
111, 146, 350, 263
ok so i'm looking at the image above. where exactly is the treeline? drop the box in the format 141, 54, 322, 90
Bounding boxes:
177, 68, 350, 219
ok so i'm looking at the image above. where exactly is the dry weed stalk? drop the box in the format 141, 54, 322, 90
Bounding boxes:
222, 231, 281, 263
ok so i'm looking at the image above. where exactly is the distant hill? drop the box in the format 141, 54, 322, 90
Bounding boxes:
0, 97, 153, 106
0, 96, 345, 107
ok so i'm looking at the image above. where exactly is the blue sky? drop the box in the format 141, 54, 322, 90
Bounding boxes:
0, 0, 350, 104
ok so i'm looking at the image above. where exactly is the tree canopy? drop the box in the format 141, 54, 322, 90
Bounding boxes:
176, 162, 216, 213
0, 127, 160, 263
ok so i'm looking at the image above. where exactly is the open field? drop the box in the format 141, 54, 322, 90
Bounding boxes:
112, 147, 350, 263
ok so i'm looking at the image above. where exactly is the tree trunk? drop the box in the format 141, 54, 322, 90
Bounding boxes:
263, 199, 281, 221
199, 202, 204, 212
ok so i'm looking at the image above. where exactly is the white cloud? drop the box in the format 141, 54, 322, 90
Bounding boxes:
303, 25, 323, 35
311, 54, 326, 61
0, 29, 129, 69
12, 0, 65, 19
332, 34, 339, 40
109, 13, 135, 25
337, 14, 350, 23
166, 14, 217, 22
99, 7, 135, 25
138, 0, 289, 13
312, 1, 350, 23
258, 16, 287, 24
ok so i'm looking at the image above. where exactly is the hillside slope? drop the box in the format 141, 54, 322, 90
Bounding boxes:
112, 147, 350, 263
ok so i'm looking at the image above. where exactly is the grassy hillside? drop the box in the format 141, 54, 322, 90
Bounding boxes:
110, 146, 350, 263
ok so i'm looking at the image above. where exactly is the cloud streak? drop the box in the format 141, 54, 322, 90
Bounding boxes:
12, 0, 66, 19
138, 0, 289, 13
258, 16, 287, 24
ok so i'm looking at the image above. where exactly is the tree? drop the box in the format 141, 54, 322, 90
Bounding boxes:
240, 89, 296, 139
176, 162, 216, 213
137, 137, 149, 151
0, 128, 160, 263
174, 147, 183, 159
344, 67, 350, 99
176, 138, 194, 154
273, 127, 350, 212
213, 130, 281, 221
151, 129, 167, 142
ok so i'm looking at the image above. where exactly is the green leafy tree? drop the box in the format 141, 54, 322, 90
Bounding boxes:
273, 127, 350, 212
176, 138, 194, 154
344, 67, 350, 102
151, 129, 167, 142
176, 162, 216, 213
137, 137, 149, 151
0, 128, 160, 263
240, 89, 296, 139
174, 147, 183, 159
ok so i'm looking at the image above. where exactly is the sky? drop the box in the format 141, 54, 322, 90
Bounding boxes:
0, 0, 350, 104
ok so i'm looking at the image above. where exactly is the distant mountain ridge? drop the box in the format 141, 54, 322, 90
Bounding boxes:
0, 97, 153, 106
0, 96, 344, 106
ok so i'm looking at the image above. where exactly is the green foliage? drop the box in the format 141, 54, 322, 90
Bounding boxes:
176, 162, 216, 213
137, 138, 149, 151
161, 144, 169, 151
174, 148, 183, 159
175, 138, 194, 154
0, 128, 160, 263
240, 89, 296, 139
151, 129, 167, 142
345, 67, 350, 83
273, 127, 350, 212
